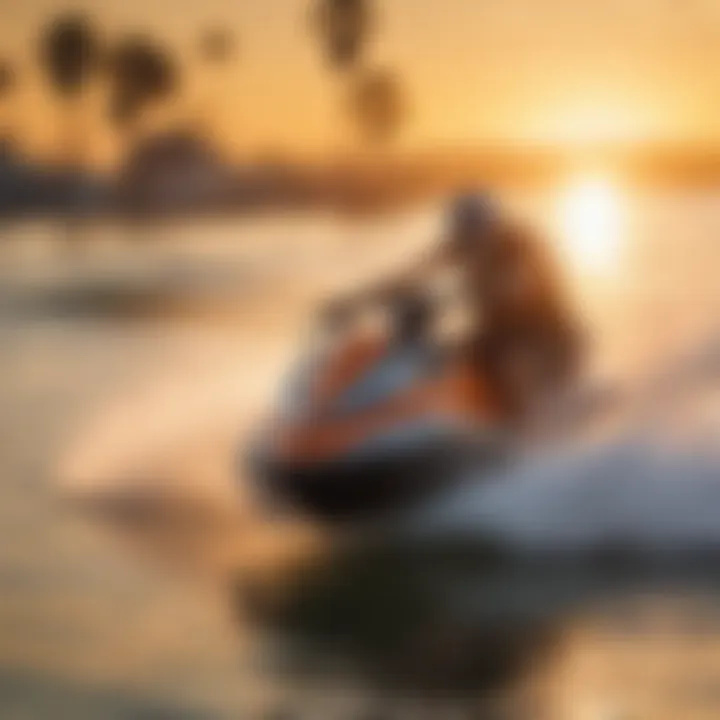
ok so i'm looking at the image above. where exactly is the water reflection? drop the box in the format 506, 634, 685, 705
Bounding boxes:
224, 542, 720, 717
236, 547, 559, 695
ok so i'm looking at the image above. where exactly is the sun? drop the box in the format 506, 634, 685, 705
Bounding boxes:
557, 176, 625, 275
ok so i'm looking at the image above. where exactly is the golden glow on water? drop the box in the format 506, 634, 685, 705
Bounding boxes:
557, 176, 625, 276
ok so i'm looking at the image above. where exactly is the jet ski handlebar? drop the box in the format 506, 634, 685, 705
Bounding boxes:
318, 288, 437, 342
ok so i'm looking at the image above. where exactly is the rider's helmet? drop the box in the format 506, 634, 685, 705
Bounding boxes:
447, 191, 498, 247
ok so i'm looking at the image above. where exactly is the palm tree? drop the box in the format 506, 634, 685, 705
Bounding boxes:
39, 14, 101, 241
39, 13, 101, 166
107, 35, 178, 137
312, 0, 374, 71
197, 28, 236, 142
310, 0, 376, 158
348, 67, 405, 146
107, 36, 179, 223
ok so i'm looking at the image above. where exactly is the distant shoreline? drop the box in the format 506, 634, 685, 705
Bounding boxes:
4, 135, 720, 221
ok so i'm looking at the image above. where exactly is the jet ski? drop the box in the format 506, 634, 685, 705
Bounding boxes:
247, 293, 507, 521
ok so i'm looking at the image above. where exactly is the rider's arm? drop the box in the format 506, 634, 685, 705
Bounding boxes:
325, 239, 454, 317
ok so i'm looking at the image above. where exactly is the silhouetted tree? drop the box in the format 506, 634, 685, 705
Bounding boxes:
197, 28, 236, 141
39, 14, 102, 238
313, 0, 374, 71
40, 13, 100, 98
107, 36, 177, 131
39, 13, 101, 166
348, 68, 405, 145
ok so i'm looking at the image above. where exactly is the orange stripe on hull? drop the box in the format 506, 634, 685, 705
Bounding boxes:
273, 356, 499, 466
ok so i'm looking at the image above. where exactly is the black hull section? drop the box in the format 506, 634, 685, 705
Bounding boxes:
251, 441, 501, 521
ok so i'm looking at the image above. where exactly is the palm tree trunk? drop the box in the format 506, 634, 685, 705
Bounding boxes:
61, 98, 85, 247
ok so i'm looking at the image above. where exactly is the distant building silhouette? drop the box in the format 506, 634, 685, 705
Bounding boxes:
116, 130, 235, 214
116, 130, 326, 215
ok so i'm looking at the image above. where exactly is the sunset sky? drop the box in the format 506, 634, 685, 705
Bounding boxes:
2, 0, 720, 160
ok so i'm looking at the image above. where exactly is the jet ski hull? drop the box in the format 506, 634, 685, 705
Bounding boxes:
246, 321, 505, 521
252, 438, 501, 521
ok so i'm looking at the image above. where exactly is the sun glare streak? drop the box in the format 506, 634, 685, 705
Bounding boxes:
558, 176, 625, 276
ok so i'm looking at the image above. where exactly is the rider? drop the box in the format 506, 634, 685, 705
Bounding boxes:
323, 192, 584, 425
